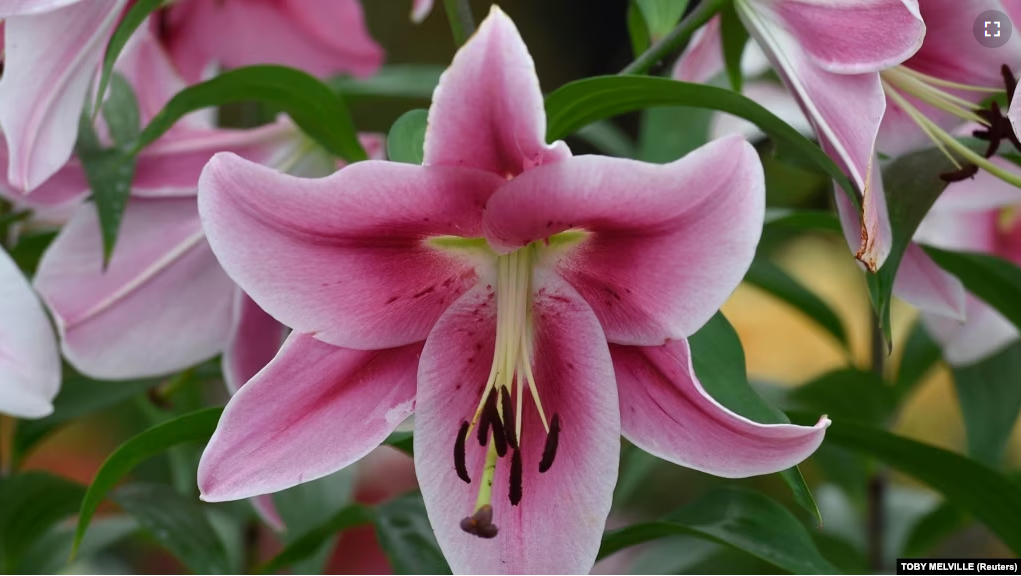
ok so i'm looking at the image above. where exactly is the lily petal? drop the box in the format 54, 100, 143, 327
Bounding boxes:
830, 151, 891, 271
893, 243, 967, 320
740, 3, 889, 268
671, 15, 724, 83
34, 198, 236, 379
415, 272, 618, 574
198, 153, 505, 350
0, 0, 81, 16
250, 495, 286, 532
1011, 87, 1020, 150
483, 136, 764, 346
423, 5, 570, 177
0, 246, 60, 419
0, 0, 127, 192
612, 339, 829, 477
411, 0, 433, 23
133, 122, 295, 198
199, 333, 421, 501
770, 0, 924, 74
923, 294, 1018, 366
222, 291, 287, 395
164, 0, 383, 82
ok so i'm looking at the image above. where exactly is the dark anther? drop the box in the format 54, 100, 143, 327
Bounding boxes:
539, 414, 561, 473
478, 390, 508, 457
454, 421, 471, 484
509, 449, 523, 506
940, 164, 980, 182
476, 391, 497, 446
1003, 64, 1017, 105
460, 505, 499, 539
500, 389, 518, 450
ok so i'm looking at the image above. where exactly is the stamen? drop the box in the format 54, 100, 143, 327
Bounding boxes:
460, 504, 498, 539
1003, 65, 1017, 104
454, 421, 471, 484
509, 449, 523, 506
939, 164, 979, 182
539, 414, 561, 473
500, 388, 518, 450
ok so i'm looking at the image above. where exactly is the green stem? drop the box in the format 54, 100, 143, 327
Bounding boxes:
620, 0, 730, 75
867, 312, 889, 573
443, 0, 476, 47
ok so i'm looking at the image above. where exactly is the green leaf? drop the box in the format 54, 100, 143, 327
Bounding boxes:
635, 0, 689, 41
386, 109, 428, 165
638, 106, 713, 163
816, 418, 1021, 554
101, 75, 141, 148
77, 111, 138, 263
112, 484, 231, 575
273, 468, 357, 574
869, 146, 961, 345
894, 319, 942, 400
73, 407, 224, 555
136, 65, 366, 162
575, 121, 637, 159
787, 368, 895, 426
0, 472, 85, 568
598, 488, 838, 574
93, 0, 169, 117
384, 431, 414, 456
374, 493, 451, 575
14, 374, 162, 462
744, 257, 849, 351
627, 1, 651, 58
689, 313, 821, 524
902, 502, 968, 557
544, 76, 858, 209
952, 340, 1021, 466
720, 2, 748, 92
925, 247, 1021, 335
19, 516, 137, 575
258, 505, 371, 575
763, 209, 842, 235
330, 65, 444, 100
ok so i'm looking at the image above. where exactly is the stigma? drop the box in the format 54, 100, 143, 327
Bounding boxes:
451, 245, 561, 539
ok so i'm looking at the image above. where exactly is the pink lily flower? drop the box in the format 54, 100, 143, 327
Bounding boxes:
160, 0, 383, 82
31, 29, 378, 385
908, 158, 1021, 365
411, 0, 433, 23
1010, 85, 1020, 141
0, 245, 61, 419
0, 0, 128, 193
732, 0, 926, 272
196, 7, 829, 573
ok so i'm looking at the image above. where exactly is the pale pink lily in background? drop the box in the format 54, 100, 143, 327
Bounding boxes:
0, 0, 128, 193
161, 0, 383, 82
0, 246, 60, 419
196, 8, 829, 574
31, 30, 386, 388
671, 16, 813, 142
1010, 85, 1020, 141
411, 0, 434, 23
908, 159, 1021, 365
732, 0, 925, 272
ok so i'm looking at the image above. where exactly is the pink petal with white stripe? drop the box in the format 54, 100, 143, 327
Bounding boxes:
198, 153, 504, 350
415, 274, 618, 574
770, 0, 923, 74
0, 246, 60, 418
199, 333, 421, 501
423, 6, 570, 177
164, 0, 382, 82
923, 294, 1018, 366
34, 198, 236, 379
222, 291, 287, 395
893, 243, 966, 320
483, 136, 764, 346
0, 0, 127, 192
612, 339, 828, 477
